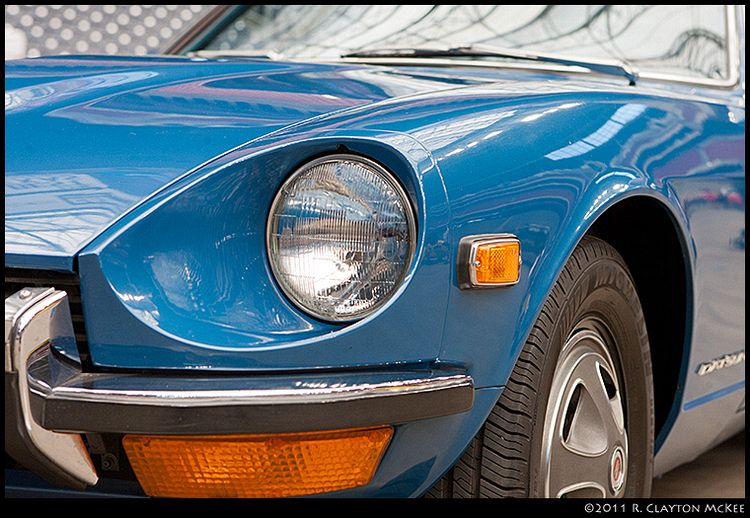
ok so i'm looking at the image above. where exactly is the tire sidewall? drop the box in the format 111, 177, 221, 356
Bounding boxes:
528, 245, 654, 497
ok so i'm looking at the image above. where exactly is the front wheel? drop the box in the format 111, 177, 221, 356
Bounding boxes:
427, 236, 654, 498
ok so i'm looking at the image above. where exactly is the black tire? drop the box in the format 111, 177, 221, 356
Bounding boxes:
426, 236, 654, 498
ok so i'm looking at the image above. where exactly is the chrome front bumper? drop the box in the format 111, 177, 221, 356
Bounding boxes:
5, 287, 98, 489
5, 288, 474, 489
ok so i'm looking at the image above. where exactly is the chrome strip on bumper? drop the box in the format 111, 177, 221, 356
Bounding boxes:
36, 372, 472, 407
29, 349, 474, 434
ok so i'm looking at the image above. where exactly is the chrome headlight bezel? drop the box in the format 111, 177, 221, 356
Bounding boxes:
266, 154, 417, 323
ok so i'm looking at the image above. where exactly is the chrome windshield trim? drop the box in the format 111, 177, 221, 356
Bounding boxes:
363, 5, 737, 90
336, 56, 593, 74
638, 5, 740, 90
188, 6, 740, 92
189, 49, 286, 60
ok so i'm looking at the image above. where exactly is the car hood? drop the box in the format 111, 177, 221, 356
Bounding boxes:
5, 55, 489, 270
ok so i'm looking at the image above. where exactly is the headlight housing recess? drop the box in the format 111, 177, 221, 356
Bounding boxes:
267, 155, 416, 322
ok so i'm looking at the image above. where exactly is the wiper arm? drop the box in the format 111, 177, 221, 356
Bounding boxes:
342, 44, 638, 85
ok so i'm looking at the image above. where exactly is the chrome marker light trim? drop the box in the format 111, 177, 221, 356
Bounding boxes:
5, 288, 98, 487
457, 234, 522, 289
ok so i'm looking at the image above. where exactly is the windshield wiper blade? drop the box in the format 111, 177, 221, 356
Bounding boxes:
342, 44, 638, 84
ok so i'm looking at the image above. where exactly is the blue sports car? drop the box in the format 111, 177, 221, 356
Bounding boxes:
5, 5, 745, 498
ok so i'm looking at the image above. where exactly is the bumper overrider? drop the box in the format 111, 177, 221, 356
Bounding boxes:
5, 288, 474, 497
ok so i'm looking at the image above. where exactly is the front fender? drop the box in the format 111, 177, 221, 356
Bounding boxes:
78, 128, 454, 371
409, 88, 737, 392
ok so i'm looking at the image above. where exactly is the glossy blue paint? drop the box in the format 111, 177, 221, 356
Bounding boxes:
78, 132, 455, 370
5, 53, 744, 496
5, 55, 485, 270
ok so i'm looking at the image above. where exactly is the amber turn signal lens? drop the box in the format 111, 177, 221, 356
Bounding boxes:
122, 427, 393, 498
474, 240, 520, 284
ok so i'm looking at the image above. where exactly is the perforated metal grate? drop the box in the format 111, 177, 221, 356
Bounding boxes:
5, 5, 214, 58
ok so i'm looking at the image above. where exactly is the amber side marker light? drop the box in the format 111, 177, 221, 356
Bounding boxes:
474, 240, 520, 284
122, 426, 393, 498
458, 234, 521, 289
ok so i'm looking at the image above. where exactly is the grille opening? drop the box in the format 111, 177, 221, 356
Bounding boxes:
5, 268, 91, 366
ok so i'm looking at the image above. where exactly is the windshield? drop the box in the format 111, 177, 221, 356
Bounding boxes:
201, 5, 731, 81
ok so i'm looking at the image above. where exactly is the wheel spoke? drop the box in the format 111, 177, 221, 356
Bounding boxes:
541, 329, 629, 498
548, 432, 611, 498
572, 354, 627, 448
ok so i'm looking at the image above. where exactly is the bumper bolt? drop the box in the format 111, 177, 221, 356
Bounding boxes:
101, 453, 119, 471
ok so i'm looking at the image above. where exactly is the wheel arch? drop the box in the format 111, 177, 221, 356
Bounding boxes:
585, 193, 694, 451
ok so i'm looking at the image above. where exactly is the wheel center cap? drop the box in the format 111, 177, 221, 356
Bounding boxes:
610, 446, 626, 493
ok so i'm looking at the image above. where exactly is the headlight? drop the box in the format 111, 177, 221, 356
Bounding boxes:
267, 154, 416, 322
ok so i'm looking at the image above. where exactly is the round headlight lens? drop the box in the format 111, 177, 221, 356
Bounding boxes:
267, 155, 416, 322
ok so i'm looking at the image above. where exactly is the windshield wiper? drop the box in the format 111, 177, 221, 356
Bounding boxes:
342, 44, 638, 85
